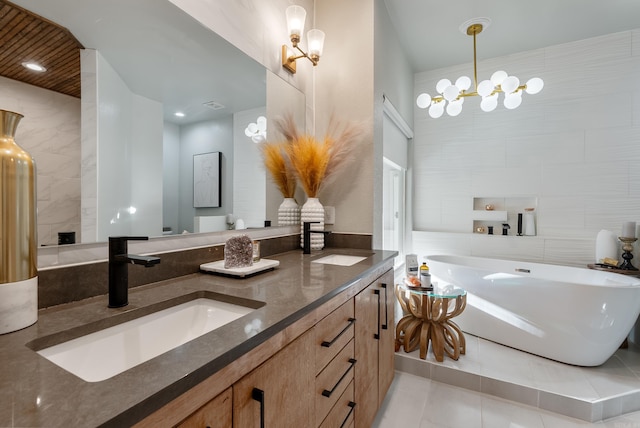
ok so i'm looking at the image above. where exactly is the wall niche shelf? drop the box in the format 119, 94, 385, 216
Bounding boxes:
472, 196, 538, 236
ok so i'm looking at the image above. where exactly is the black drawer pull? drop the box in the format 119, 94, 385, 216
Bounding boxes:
251, 387, 265, 428
340, 401, 357, 428
374, 289, 381, 339
322, 358, 357, 398
321, 318, 356, 348
381, 283, 388, 330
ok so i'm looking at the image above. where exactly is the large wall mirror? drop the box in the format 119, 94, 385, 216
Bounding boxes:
4, 0, 304, 246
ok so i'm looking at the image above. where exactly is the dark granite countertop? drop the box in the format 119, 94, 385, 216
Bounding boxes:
0, 248, 396, 427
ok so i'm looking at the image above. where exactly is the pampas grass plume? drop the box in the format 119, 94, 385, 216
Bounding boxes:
260, 142, 296, 198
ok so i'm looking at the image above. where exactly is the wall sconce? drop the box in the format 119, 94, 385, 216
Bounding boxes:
282, 5, 325, 74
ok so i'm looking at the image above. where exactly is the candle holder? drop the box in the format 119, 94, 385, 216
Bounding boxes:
618, 237, 639, 270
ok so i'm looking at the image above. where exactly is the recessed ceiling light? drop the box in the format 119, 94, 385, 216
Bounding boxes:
174, 112, 185, 117
21, 62, 47, 72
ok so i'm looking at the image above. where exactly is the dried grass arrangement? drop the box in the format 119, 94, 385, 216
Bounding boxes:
259, 142, 297, 198
273, 114, 363, 198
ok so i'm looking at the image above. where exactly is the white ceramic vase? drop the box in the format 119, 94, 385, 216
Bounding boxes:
278, 198, 300, 226
300, 197, 325, 250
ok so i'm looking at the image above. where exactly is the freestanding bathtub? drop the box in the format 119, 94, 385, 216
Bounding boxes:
426, 255, 640, 366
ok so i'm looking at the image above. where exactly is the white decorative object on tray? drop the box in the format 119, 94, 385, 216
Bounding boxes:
200, 259, 280, 277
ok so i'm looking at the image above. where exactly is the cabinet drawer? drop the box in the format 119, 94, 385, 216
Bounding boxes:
315, 339, 355, 426
319, 379, 355, 428
314, 300, 355, 374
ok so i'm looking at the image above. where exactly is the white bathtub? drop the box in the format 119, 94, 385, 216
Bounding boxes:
426, 255, 640, 366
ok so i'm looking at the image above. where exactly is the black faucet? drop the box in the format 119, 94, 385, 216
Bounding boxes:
502, 223, 511, 236
108, 236, 161, 308
303, 222, 331, 254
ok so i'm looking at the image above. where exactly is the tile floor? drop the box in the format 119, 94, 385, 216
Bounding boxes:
373, 335, 640, 427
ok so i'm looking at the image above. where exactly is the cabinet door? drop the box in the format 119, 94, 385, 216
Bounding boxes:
377, 270, 395, 406
233, 329, 315, 427
177, 387, 232, 428
354, 282, 378, 428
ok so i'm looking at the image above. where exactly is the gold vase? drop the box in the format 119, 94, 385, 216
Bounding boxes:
0, 109, 38, 334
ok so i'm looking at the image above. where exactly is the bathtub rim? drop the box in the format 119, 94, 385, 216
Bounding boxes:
425, 254, 640, 288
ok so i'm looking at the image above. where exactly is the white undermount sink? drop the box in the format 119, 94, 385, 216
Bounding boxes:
37, 298, 255, 382
312, 254, 367, 266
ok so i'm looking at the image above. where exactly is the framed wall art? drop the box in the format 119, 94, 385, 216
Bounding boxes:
193, 151, 221, 208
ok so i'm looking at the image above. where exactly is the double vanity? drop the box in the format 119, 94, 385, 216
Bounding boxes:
0, 247, 396, 427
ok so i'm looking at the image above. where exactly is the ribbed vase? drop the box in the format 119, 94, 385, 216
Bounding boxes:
0, 109, 38, 334
278, 198, 300, 226
300, 197, 325, 250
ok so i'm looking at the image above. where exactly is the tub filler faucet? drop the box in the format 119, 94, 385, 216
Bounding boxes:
502, 223, 511, 236
108, 236, 161, 308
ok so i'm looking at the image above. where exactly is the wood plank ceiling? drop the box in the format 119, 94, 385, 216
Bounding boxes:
0, 0, 83, 98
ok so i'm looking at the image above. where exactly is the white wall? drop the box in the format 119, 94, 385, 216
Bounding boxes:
412, 29, 640, 267
0, 76, 81, 247
178, 117, 234, 233
315, 0, 375, 236
81, 50, 164, 241
162, 122, 180, 234
375, 0, 415, 249
130, 95, 164, 238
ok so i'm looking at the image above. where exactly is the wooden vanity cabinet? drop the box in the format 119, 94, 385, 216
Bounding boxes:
233, 329, 315, 427
136, 265, 395, 428
354, 269, 395, 428
176, 387, 232, 428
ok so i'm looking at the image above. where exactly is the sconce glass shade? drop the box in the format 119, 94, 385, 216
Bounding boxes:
307, 29, 325, 58
525, 77, 544, 94
477, 80, 494, 97
490, 70, 508, 86
503, 92, 522, 109
416, 93, 432, 108
480, 94, 498, 112
286, 5, 306, 40
429, 103, 445, 118
443, 85, 459, 102
455, 76, 471, 91
501, 75, 520, 94
446, 99, 464, 116
436, 79, 452, 94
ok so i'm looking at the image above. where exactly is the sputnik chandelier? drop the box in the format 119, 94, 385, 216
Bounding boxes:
417, 18, 543, 118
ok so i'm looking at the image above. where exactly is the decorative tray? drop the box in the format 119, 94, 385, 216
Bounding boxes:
199, 258, 280, 278
587, 263, 640, 276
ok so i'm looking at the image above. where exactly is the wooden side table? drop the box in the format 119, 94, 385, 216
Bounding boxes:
394, 284, 466, 362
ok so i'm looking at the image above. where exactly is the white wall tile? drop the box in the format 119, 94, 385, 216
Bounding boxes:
0, 76, 81, 247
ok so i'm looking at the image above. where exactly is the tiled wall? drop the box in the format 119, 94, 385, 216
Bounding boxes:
412, 29, 640, 267
0, 76, 81, 247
